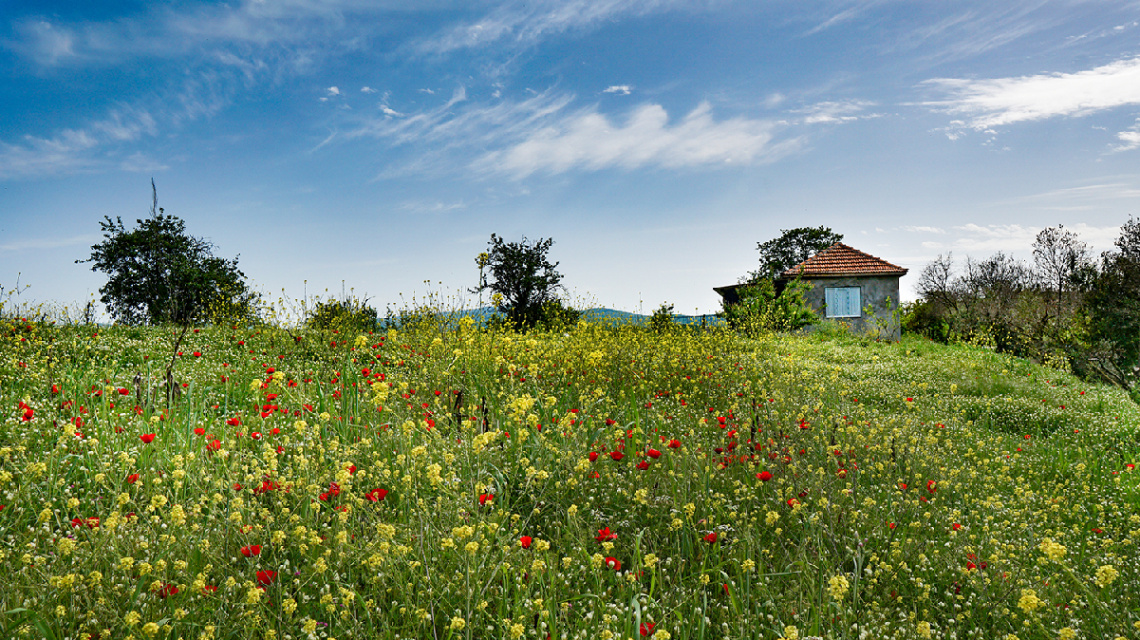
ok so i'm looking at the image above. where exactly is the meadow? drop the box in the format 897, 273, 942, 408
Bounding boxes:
1, 315, 1138, 640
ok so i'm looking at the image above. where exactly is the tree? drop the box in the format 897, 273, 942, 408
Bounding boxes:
78, 181, 255, 325
1082, 217, 1140, 392
721, 278, 816, 335
472, 234, 565, 329
746, 226, 843, 281
1033, 225, 1091, 318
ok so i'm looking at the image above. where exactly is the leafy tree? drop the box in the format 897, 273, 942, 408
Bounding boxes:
78, 181, 254, 325
1082, 217, 1140, 393
472, 234, 566, 330
746, 226, 843, 281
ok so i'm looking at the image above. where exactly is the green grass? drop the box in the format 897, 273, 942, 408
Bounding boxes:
0, 317, 1138, 640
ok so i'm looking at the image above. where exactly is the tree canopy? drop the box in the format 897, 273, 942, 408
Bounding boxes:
473, 234, 565, 329
78, 181, 255, 325
746, 226, 843, 282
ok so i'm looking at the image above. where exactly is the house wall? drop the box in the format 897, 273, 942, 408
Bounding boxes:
801, 276, 902, 339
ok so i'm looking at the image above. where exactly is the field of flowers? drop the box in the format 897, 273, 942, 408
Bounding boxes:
1, 316, 1138, 640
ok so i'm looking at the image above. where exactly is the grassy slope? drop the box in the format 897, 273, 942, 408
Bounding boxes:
0, 320, 1137, 640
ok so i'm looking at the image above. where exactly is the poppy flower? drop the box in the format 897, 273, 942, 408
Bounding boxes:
255, 480, 281, 495
609, 451, 624, 461
520, 536, 532, 549
595, 527, 617, 542
118, 388, 130, 396
588, 452, 599, 462
139, 433, 156, 444
71, 516, 100, 529
127, 473, 140, 484
478, 493, 494, 506
926, 480, 937, 493
241, 545, 261, 557
605, 557, 621, 571
193, 427, 206, 436
646, 448, 661, 459
256, 570, 277, 586
667, 439, 681, 449
207, 439, 221, 451
157, 583, 179, 598
226, 417, 241, 427
952, 523, 962, 531
250, 431, 262, 440
703, 532, 718, 544
365, 488, 388, 502
640, 622, 656, 637
757, 471, 773, 482
887, 522, 896, 530
636, 460, 650, 471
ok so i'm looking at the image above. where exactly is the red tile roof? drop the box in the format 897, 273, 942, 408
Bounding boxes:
779, 243, 908, 278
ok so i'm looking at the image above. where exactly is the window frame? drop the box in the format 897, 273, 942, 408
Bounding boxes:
824, 286, 862, 318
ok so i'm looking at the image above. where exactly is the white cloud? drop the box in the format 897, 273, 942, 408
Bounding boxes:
361, 86, 377, 94
380, 105, 404, 117
904, 225, 946, 234
923, 56, 1140, 130
414, 0, 687, 55
120, 151, 168, 173
1113, 119, 1140, 152
481, 101, 794, 178
603, 85, 632, 95
327, 86, 340, 96
791, 100, 876, 125
947, 222, 1122, 254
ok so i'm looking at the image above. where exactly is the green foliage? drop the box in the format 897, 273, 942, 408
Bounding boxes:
721, 278, 816, 334
78, 181, 254, 325
747, 226, 843, 281
900, 300, 950, 342
1080, 217, 1140, 390
648, 302, 677, 333
535, 298, 581, 331
305, 297, 378, 332
473, 234, 567, 330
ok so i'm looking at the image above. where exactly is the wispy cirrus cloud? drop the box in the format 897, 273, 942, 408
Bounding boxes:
923, 56, 1140, 131
347, 88, 800, 179
413, 0, 692, 55
1113, 119, 1140, 152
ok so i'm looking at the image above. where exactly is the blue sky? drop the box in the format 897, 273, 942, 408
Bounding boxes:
2, 0, 1140, 320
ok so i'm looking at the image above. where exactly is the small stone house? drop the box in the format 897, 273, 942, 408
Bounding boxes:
715, 243, 908, 338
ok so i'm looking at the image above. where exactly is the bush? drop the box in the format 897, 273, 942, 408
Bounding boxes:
305, 298, 378, 332
721, 278, 816, 335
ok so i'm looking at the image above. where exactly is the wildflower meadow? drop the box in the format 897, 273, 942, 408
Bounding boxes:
1, 314, 1138, 640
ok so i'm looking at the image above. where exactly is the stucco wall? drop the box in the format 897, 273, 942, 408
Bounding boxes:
800, 276, 902, 339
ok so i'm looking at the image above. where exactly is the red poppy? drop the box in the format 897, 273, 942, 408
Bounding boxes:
51, 384, 61, 395
345, 464, 357, 474
256, 570, 277, 585
887, 522, 896, 529
588, 452, 599, 462
520, 536, 532, 549
366, 488, 388, 502
609, 451, 624, 461
952, 523, 962, 531
605, 557, 621, 571
118, 388, 130, 396
241, 545, 262, 557
250, 431, 262, 440
207, 439, 221, 451
192, 351, 202, 357
640, 622, 656, 637
157, 583, 179, 598
636, 460, 650, 471
595, 527, 617, 542
255, 479, 281, 495
226, 417, 242, 427
127, 473, 140, 484
71, 516, 100, 529
478, 493, 494, 506
926, 480, 937, 493
757, 471, 773, 482
646, 448, 661, 459
139, 433, 156, 444
193, 427, 206, 436
667, 439, 681, 449
703, 532, 718, 544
